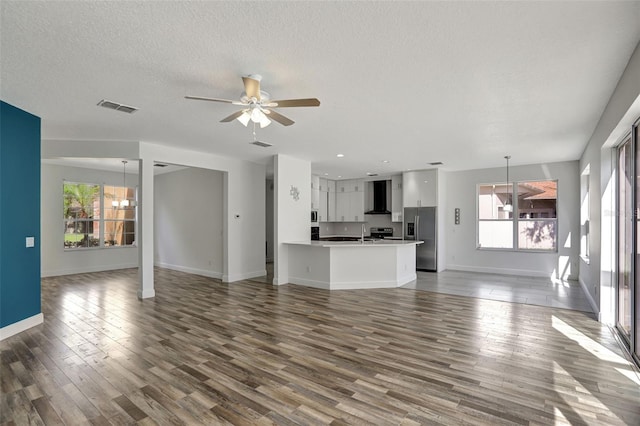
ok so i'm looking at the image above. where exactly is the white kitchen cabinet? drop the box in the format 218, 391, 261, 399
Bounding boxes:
311, 175, 320, 210
327, 180, 336, 221
350, 190, 365, 221
352, 179, 364, 192
391, 174, 403, 222
336, 191, 349, 221
334, 179, 365, 222
318, 177, 328, 222
403, 169, 437, 207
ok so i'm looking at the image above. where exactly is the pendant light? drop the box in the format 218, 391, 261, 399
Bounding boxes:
504, 155, 512, 213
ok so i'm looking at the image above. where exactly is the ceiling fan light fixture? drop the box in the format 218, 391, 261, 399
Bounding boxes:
250, 107, 264, 122
258, 115, 271, 128
236, 111, 251, 126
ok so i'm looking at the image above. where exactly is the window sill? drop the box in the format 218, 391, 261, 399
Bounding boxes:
477, 247, 558, 254
64, 245, 137, 251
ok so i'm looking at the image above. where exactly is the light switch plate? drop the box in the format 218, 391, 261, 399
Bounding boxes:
26, 236, 35, 248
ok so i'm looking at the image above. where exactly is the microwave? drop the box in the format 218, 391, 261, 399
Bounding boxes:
311, 210, 318, 223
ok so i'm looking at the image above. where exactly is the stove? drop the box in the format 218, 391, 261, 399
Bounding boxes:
369, 227, 394, 239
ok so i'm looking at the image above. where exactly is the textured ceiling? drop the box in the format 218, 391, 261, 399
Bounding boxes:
2, 1, 639, 178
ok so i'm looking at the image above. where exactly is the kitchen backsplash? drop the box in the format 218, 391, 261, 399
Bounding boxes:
319, 215, 402, 237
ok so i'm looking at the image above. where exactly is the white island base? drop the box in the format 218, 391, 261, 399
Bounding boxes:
285, 241, 421, 290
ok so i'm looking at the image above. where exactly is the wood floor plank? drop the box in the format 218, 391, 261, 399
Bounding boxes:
2, 267, 639, 425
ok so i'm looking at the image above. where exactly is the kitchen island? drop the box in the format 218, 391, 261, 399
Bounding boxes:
284, 240, 422, 290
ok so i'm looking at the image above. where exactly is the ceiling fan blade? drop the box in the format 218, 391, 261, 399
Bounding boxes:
265, 109, 295, 126
270, 98, 320, 108
186, 96, 247, 106
185, 95, 234, 103
220, 110, 246, 122
242, 76, 261, 101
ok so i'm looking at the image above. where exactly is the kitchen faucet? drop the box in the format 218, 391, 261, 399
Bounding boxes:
361, 224, 366, 243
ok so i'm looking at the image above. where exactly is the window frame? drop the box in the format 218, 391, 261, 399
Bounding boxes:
63, 181, 137, 250
476, 179, 558, 252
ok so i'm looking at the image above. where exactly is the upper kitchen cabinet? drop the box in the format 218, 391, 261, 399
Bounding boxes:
391, 174, 403, 222
334, 179, 365, 222
403, 169, 437, 207
311, 175, 320, 210
327, 180, 336, 221
318, 177, 328, 222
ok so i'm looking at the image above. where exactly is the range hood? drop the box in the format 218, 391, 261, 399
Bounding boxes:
365, 180, 391, 214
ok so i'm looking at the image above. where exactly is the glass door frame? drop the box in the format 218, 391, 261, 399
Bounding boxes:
616, 134, 633, 346
616, 119, 640, 367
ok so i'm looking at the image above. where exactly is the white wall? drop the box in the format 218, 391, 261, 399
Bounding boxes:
266, 179, 274, 262
579, 40, 640, 323
41, 163, 139, 276
154, 167, 223, 278
273, 155, 311, 285
436, 170, 448, 272
444, 161, 580, 279
138, 142, 266, 295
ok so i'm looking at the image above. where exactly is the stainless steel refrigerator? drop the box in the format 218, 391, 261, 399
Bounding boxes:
404, 207, 437, 271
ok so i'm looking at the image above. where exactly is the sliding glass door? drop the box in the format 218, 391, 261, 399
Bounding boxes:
635, 124, 640, 363
617, 137, 632, 342
617, 121, 640, 364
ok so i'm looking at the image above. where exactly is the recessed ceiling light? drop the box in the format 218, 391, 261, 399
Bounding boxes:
324, 173, 329, 176
424, 180, 429, 183
337, 154, 344, 158
338, 175, 342, 178
382, 160, 389, 163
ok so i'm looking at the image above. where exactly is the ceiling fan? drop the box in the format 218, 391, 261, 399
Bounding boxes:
185, 74, 320, 128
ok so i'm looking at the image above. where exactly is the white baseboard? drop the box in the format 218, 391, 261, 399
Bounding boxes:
42, 263, 138, 277
288, 273, 417, 290
272, 277, 288, 285
138, 288, 156, 299
0, 313, 44, 341
155, 262, 223, 280
222, 269, 267, 283
288, 276, 329, 289
578, 275, 600, 317
446, 264, 553, 278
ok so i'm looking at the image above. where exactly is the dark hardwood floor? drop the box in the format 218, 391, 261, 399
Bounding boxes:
2, 267, 639, 425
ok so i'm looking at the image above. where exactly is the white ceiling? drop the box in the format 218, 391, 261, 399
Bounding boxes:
2, 1, 639, 178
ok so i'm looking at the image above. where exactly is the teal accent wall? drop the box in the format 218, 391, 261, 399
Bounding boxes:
0, 101, 41, 328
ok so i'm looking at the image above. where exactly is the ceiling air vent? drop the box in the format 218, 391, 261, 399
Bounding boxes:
429, 161, 443, 166
97, 99, 138, 114
251, 140, 273, 148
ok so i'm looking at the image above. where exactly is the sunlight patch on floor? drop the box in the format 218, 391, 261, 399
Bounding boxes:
552, 315, 627, 365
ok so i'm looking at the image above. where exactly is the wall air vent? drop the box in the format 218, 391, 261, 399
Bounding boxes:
97, 99, 138, 114
251, 140, 273, 148
429, 161, 443, 166
154, 163, 168, 167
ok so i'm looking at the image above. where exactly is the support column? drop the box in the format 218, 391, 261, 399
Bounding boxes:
138, 158, 155, 299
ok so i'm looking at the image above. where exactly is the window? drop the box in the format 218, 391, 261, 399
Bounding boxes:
64, 182, 136, 249
477, 180, 557, 251
580, 165, 590, 261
